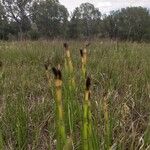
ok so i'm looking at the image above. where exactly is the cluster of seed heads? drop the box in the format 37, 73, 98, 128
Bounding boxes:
52, 67, 62, 80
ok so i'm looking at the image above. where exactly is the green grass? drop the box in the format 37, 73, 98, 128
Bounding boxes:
0, 40, 150, 149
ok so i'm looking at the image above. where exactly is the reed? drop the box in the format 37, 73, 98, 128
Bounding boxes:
63, 43, 77, 139
82, 77, 92, 150
63, 43, 73, 74
52, 67, 66, 149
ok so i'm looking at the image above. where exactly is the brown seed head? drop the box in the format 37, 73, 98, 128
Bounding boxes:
52, 67, 62, 80
86, 76, 91, 90
80, 49, 83, 57
0, 61, 2, 68
52, 67, 58, 77
63, 43, 68, 50
44, 63, 49, 70
103, 92, 107, 98
57, 69, 62, 80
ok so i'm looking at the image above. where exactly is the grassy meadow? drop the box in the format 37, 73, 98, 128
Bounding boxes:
0, 40, 150, 150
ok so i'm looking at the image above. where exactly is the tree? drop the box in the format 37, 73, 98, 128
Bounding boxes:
69, 3, 101, 38
2, 0, 32, 39
0, 0, 150, 41
68, 7, 82, 38
30, 0, 69, 38
0, 2, 9, 40
102, 11, 118, 39
119, 7, 150, 41
102, 7, 150, 41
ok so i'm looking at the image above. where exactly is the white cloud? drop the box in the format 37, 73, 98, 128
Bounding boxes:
97, 2, 112, 7
60, 0, 150, 14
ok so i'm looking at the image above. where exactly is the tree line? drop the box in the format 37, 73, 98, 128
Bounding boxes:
0, 0, 150, 41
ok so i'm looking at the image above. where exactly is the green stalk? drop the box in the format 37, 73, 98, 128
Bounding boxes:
80, 49, 87, 78
83, 77, 92, 150
103, 96, 110, 149
88, 101, 93, 150
0, 128, 4, 150
83, 99, 88, 150
52, 67, 66, 149
63, 43, 76, 138
64, 43, 75, 89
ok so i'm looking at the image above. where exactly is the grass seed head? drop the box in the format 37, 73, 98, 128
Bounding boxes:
57, 70, 62, 80
52, 67, 58, 77
103, 92, 108, 98
44, 63, 49, 70
86, 77, 91, 91
0, 61, 2, 68
63, 43, 69, 50
80, 49, 83, 57
52, 67, 62, 80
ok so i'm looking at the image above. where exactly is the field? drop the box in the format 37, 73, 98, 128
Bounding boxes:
0, 40, 150, 150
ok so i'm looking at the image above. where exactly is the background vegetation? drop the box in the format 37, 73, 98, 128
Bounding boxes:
0, 0, 150, 41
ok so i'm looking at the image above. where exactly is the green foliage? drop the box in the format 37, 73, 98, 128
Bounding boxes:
0, 3, 9, 40
2, 0, 31, 36
102, 7, 150, 41
0, 0, 150, 41
30, 0, 69, 38
27, 23, 39, 40
69, 3, 101, 38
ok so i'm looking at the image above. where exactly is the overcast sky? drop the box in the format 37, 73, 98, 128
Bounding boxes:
59, 0, 150, 14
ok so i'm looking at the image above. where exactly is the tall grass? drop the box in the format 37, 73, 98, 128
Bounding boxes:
0, 40, 150, 149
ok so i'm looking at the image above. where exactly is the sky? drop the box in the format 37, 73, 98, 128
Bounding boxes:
59, 0, 150, 14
